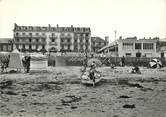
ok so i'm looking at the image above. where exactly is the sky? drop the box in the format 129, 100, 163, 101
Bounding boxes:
0, 0, 166, 42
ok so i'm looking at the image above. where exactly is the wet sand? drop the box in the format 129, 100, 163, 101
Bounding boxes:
0, 66, 166, 117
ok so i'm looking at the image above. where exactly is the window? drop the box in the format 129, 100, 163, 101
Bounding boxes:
123, 43, 133, 50
93, 42, 95, 45
85, 45, 88, 49
42, 39, 45, 42
29, 33, 32, 36
85, 40, 89, 43
68, 39, 70, 42
29, 45, 32, 49
3, 45, 7, 51
136, 52, 141, 57
74, 46, 77, 49
22, 45, 25, 49
52, 39, 55, 42
143, 43, 153, 50
61, 45, 64, 49
61, 33, 65, 36
74, 39, 77, 42
29, 38, 32, 42
8, 45, 12, 51
125, 53, 131, 57
67, 33, 71, 36
80, 39, 83, 43
36, 39, 39, 42
135, 43, 142, 49
36, 33, 39, 35
86, 34, 89, 37
16, 38, 19, 42
52, 33, 55, 36
99, 42, 101, 45
42, 45, 45, 49
16, 33, 19, 36
22, 33, 25, 35
68, 45, 70, 49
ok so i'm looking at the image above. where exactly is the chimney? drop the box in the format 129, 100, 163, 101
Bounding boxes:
57, 24, 59, 28
119, 36, 122, 40
48, 24, 51, 28
14, 23, 17, 30
105, 36, 109, 42
71, 25, 73, 28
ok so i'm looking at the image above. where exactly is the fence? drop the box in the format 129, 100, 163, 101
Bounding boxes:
48, 55, 166, 67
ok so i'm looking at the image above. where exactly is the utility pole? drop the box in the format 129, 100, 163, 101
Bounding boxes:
114, 30, 117, 65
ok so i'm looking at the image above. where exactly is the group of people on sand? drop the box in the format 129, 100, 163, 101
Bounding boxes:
82, 55, 141, 82
22, 56, 31, 73
1, 55, 10, 73
120, 56, 141, 74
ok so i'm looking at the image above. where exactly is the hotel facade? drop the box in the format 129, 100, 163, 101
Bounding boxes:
13, 23, 91, 53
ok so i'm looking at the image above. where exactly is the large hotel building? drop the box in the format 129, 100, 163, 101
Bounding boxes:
13, 23, 91, 53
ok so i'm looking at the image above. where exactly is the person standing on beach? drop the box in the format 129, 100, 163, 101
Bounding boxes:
121, 56, 125, 67
25, 56, 31, 73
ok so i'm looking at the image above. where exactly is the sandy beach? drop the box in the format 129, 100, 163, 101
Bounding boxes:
0, 66, 166, 117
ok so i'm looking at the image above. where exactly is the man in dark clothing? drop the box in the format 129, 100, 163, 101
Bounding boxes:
121, 56, 125, 67
25, 56, 31, 73
22, 56, 26, 72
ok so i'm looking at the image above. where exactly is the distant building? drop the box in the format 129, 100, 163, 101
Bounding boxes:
99, 37, 158, 57
91, 37, 108, 52
13, 23, 91, 53
157, 38, 166, 57
0, 38, 13, 52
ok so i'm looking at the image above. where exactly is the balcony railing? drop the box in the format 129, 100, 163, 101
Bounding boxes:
49, 35, 58, 39
79, 42, 84, 45
85, 42, 90, 45
14, 41, 46, 45
60, 42, 72, 45
60, 35, 72, 39
14, 35, 47, 38
49, 42, 58, 46
73, 42, 78, 45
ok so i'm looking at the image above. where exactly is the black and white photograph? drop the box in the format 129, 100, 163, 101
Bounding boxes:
0, 0, 166, 117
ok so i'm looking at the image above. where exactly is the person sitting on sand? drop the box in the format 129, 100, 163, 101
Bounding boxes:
131, 65, 141, 74
89, 61, 97, 82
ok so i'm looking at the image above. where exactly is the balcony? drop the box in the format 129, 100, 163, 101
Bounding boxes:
60, 42, 72, 45
14, 35, 28, 38
49, 35, 58, 39
33, 35, 46, 38
14, 41, 46, 45
49, 42, 58, 46
73, 42, 78, 45
85, 42, 90, 45
60, 34, 65, 38
66, 35, 72, 38
14, 35, 47, 38
79, 42, 84, 45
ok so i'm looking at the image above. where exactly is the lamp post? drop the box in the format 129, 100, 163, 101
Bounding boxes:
114, 30, 117, 65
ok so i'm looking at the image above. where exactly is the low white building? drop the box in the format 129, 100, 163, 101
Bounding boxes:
99, 37, 158, 57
